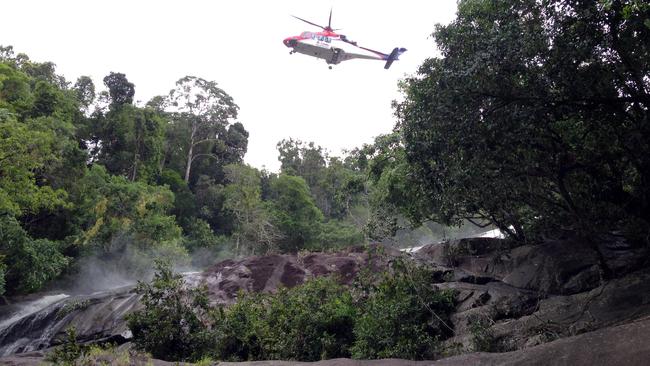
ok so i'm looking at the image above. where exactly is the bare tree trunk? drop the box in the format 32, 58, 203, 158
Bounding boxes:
184, 123, 197, 183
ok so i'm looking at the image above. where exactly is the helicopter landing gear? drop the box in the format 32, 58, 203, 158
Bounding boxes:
329, 65, 332, 70
289, 51, 295, 55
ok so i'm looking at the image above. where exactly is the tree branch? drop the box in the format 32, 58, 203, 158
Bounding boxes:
190, 153, 219, 164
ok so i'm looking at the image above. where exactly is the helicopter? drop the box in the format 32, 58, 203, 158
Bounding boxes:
283, 10, 406, 69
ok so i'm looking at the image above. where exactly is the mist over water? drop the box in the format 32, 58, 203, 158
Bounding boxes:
0, 294, 69, 329
386, 220, 492, 249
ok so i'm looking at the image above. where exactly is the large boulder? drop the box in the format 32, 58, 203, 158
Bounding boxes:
415, 235, 641, 295
3, 317, 650, 365
201, 245, 398, 304
430, 316, 650, 366
0, 286, 139, 356
490, 267, 650, 350
414, 235, 650, 353
0, 246, 401, 356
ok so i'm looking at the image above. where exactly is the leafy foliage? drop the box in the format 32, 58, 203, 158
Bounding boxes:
267, 174, 323, 252
0, 216, 69, 295
222, 164, 282, 254
0, 109, 67, 216
277, 139, 366, 219
213, 277, 357, 361
315, 220, 365, 250
393, 0, 650, 241
351, 260, 456, 360
0, 257, 6, 296
166, 76, 241, 184
129, 257, 457, 362
46, 327, 84, 366
126, 260, 212, 361
93, 104, 166, 182
103, 72, 135, 107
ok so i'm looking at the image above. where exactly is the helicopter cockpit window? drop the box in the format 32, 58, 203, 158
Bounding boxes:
315, 35, 331, 43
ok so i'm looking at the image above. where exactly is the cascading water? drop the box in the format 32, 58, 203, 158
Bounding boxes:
0, 294, 69, 330
0, 271, 204, 357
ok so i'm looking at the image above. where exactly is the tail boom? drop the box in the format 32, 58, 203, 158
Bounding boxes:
384, 47, 407, 69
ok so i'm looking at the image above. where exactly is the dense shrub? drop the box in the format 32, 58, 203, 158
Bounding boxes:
0, 215, 69, 295
0, 260, 5, 296
126, 260, 212, 361
314, 220, 365, 251
261, 278, 356, 361
213, 277, 356, 361
45, 327, 84, 366
351, 260, 456, 360
129, 257, 457, 362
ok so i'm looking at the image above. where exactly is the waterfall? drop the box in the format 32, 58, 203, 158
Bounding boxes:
0, 294, 69, 330
0, 270, 203, 357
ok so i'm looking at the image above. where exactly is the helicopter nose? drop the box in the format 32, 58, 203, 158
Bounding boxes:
283, 38, 297, 47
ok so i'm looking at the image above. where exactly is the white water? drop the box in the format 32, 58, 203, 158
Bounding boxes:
400, 228, 505, 253
0, 270, 202, 334
181, 271, 203, 288
0, 294, 69, 330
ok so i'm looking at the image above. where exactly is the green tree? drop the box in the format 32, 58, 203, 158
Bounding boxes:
167, 76, 239, 183
267, 174, 323, 252
215, 277, 357, 361
103, 72, 134, 108
277, 139, 365, 219
222, 164, 281, 254
0, 62, 33, 118
157, 168, 197, 226
0, 111, 67, 216
351, 261, 455, 360
70, 165, 186, 272
395, 0, 650, 242
127, 260, 212, 361
73, 75, 95, 109
94, 104, 166, 182
0, 216, 69, 295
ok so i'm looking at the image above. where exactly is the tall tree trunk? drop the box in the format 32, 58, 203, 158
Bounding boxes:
184, 123, 197, 183
131, 125, 141, 182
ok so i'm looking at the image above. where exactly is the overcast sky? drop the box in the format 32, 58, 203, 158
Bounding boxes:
1, 0, 457, 171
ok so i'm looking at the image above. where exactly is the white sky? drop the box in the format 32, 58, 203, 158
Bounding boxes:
0, 0, 457, 171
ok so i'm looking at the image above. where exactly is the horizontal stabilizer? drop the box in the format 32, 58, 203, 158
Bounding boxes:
384, 47, 407, 69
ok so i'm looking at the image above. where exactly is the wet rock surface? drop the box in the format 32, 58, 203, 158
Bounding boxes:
1, 235, 649, 364
3, 317, 650, 365
0, 286, 139, 356
201, 245, 397, 304
0, 246, 398, 357
413, 234, 650, 353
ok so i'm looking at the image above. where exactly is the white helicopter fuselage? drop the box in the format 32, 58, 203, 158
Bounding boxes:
290, 33, 383, 64
284, 31, 405, 68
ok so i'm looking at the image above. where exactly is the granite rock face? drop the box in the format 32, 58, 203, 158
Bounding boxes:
1, 234, 648, 364
201, 245, 398, 304
0, 286, 139, 356
0, 246, 398, 356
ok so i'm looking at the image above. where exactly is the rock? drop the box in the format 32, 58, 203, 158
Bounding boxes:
500, 239, 602, 295
597, 233, 649, 277
202, 245, 399, 304
4, 317, 650, 365
416, 237, 603, 295
0, 245, 403, 357
0, 286, 139, 356
1, 235, 649, 363
489, 268, 650, 350
437, 281, 540, 350
429, 316, 650, 366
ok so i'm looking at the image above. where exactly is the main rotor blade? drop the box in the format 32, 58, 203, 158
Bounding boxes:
328, 8, 332, 29
291, 15, 325, 30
